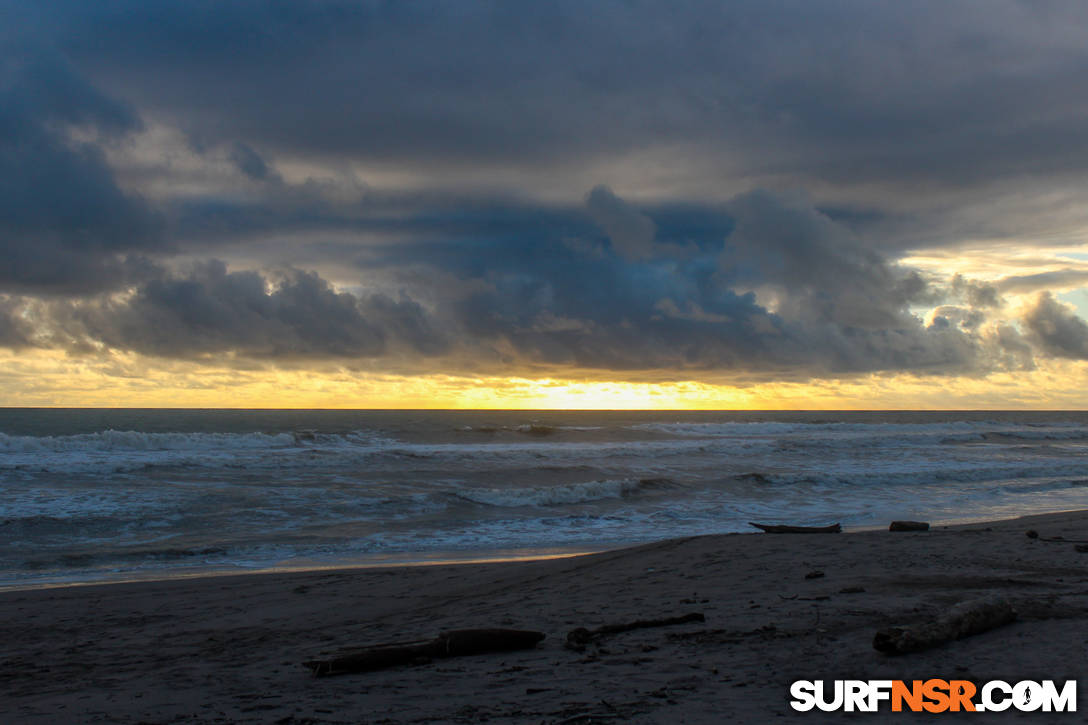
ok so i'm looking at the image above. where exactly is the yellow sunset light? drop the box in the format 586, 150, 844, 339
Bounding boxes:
3, 348, 1088, 410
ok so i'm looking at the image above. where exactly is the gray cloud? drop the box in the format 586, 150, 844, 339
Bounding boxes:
62, 261, 446, 360
997, 269, 1088, 295
585, 186, 657, 261
0, 297, 34, 348
949, 275, 1002, 309
4, 2, 1088, 384
11, 2, 1088, 257
229, 141, 278, 182
27, 0, 1087, 214
986, 324, 1037, 372
3, 188, 1017, 379
0, 43, 163, 294
1022, 292, 1088, 360
363, 189, 987, 378
721, 190, 930, 330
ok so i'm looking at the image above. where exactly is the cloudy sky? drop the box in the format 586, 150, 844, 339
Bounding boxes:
4, 0, 1088, 408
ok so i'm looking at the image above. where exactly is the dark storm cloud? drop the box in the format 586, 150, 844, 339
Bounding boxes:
31, 183, 1081, 376
28, 0, 1088, 198
9, 187, 983, 377
0, 42, 164, 294
13, 0, 1088, 250
445, 238, 777, 372
6, 1, 1088, 379
1022, 292, 1088, 360
9, 0, 1088, 254
345, 189, 984, 377
228, 142, 277, 182
63, 261, 446, 360
585, 186, 657, 261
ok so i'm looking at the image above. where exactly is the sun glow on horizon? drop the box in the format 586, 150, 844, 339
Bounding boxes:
2, 349, 1087, 410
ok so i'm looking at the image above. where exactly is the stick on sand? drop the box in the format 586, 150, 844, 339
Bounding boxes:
305, 628, 546, 676
749, 522, 842, 534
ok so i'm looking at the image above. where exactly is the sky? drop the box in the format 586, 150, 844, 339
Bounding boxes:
3, 0, 1088, 409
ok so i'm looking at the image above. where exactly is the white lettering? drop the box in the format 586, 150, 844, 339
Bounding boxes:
1040, 680, 1077, 712
982, 680, 1013, 712
789, 680, 816, 712
867, 680, 893, 712
814, 680, 844, 712
1013, 680, 1043, 711
789, 678, 1075, 713
844, 680, 868, 712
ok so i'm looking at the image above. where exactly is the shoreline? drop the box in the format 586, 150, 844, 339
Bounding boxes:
6, 507, 1083, 595
0, 546, 605, 595
3, 509, 1087, 722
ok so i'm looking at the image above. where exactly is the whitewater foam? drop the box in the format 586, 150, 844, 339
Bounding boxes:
3, 409, 1088, 589
454, 478, 666, 507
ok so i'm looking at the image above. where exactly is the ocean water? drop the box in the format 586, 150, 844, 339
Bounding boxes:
1, 409, 1087, 589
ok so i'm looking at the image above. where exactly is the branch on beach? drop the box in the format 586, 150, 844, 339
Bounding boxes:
566, 612, 705, 650
1025, 529, 1088, 544
749, 522, 842, 534
304, 628, 546, 676
873, 597, 1017, 655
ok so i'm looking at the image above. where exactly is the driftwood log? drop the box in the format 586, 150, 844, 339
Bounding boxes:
305, 628, 545, 676
889, 521, 930, 532
749, 522, 842, 534
873, 597, 1016, 655
1025, 529, 1088, 544
567, 612, 705, 648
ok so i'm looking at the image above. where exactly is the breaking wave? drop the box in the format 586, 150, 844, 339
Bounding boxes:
454, 477, 674, 507
0, 429, 392, 453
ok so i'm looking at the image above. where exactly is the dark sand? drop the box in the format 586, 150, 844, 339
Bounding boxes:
2, 511, 1088, 723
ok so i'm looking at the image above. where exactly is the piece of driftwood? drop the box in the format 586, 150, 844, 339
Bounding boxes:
889, 520, 929, 532
305, 628, 545, 676
1025, 529, 1088, 544
873, 597, 1016, 655
749, 522, 841, 534
566, 612, 705, 648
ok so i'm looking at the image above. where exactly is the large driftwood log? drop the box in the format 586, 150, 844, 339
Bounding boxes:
889, 520, 930, 532
873, 597, 1016, 655
749, 522, 842, 534
566, 612, 705, 648
305, 628, 545, 676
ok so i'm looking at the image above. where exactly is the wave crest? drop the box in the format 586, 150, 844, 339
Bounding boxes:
455, 478, 670, 507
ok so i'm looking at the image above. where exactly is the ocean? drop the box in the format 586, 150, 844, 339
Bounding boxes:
2, 409, 1087, 590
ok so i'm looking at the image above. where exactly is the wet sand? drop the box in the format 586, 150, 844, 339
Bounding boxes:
2, 511, 1087, 723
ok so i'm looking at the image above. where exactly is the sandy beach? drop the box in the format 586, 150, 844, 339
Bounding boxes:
2, 510, 1087, 723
